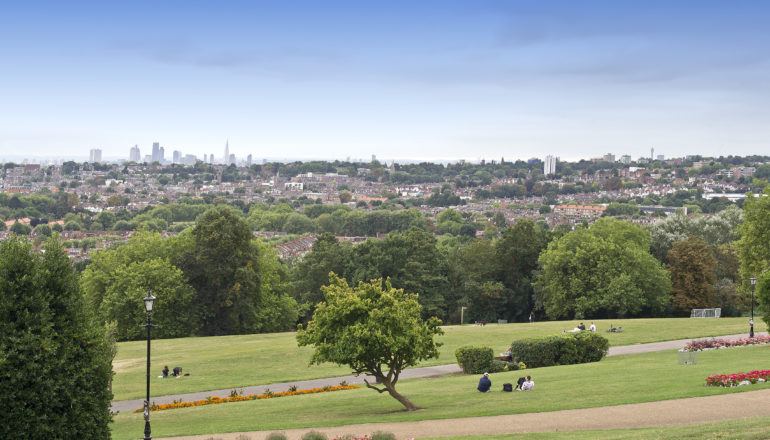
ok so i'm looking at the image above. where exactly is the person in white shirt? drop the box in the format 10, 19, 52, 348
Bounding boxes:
589, 322, 597, 332
521, 376, 535, 391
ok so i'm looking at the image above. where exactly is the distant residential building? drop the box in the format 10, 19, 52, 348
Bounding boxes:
552, 204, 607, 224
692, 161, 708, 169
151, 142, 161, 162
89, 148, 102, 163
159, 147, 165, 162
603, 153, 615, 163
224, 140, 229, 164
183, 154, 197, 165
620, 155, 632, 164
246, 154, 252, 167
173, 150, 182, 164
129, 145, 141, 162
228, 154, 236, 165
731, 166, 755, 179
544, 155, 557, 176
656, 154, 665, 161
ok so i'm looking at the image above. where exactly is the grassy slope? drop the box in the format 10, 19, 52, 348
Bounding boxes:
111, 344, 770, 439
112, 317, 764, 401
433, 416, 770, 440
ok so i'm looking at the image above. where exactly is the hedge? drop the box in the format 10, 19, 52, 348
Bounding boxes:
455, 346, 494, 374
510, 332, 609, 368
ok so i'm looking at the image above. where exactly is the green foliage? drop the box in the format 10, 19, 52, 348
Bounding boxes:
649, 207, 742, 262
9, 221, 31, 235
301, 431, 328, 440
0, 237, 113, 438
297, 275, 443, 410
454, 346, 494, 374
265, 433, 288, 440
738, 189, 770, 284
509, 332, 609, 368
370, 431, 397, 440
535, 218, 670, 319
756, 272, 770, 329
668, 237, 717, 314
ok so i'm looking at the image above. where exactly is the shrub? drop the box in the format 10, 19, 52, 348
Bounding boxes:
510, 332, 609, 368
455, 346, 494, 374
371, 431, 396, 440
266, 433, 288, 440
302, 431, 329, 440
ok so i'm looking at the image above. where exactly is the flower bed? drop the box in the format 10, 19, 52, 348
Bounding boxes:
705, 370, 770, 387
136, 384, 360, 413
683, 335, 770, 352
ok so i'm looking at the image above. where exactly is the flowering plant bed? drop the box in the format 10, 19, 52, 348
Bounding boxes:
705, 370, 770, 387
136, 384, 360, 413
683, 335, 770, 352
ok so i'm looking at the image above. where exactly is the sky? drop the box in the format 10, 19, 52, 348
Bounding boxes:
1, 0, 769, 162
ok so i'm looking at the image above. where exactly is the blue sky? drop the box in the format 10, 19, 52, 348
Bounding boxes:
1, 0, 769, 161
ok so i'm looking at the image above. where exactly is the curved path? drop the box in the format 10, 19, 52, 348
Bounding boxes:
163, 388, 770, 440
111, 332, 765, 413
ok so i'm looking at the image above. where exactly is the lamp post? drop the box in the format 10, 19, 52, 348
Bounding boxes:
460, 306, 467, 325
750, 277, 757, 338
143, 292, 156, 440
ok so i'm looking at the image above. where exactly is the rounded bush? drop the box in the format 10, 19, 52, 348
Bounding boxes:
371, 431, 397, 440
510, 333, 609, 368
302, 431, 329, 440
266, 433, 288, 440
455, 345, 494, 374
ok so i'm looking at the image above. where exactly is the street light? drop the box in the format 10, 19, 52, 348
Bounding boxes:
143, 292, 156, 440
750, 277, 757, 338
460, 306, 467, 325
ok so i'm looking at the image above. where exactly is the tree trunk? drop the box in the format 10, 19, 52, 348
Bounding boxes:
383, 381, 418, 411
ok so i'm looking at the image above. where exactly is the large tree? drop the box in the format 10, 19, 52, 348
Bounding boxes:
297, 275, 442, 411
667, 237, 717, 314
0, 237, 113, 438
535, 218, 670, 319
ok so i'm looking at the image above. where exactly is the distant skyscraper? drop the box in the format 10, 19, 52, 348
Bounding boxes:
89, 148, 102, 163
656, 154, 665, 161
204, 154, 208, 163
620, 155, 632, 164
173, 150, 182, 164
159, 147, 165, 162
129, 145, 141, 162
651, 147, 655, 161
228, 154, 236, 165
603, 153, 615, 163
544, 155, 557, 176
209, 154, 214, 164
246, 154, 252, 167
224, 140, 229, 164
151, 142, 161, 162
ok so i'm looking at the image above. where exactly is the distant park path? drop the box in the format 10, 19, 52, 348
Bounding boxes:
111, 332, 765, 413
163, 388, 770, 440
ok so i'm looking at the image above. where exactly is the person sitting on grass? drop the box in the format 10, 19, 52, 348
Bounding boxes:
515, 376, 526, 390
477, 372, 492, 392
589, 322, 597, 332
521, 376, 535, 391
172, 366, 182, 377
162, 365, 169, 378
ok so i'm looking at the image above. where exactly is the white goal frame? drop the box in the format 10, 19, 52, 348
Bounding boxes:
690, 308, 721, 318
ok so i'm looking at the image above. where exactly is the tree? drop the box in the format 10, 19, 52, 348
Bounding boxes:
291, 234, 354, 319
667, 237, 717, 314
297, 275, 442, 411
9, 221, 31, 235
738, 189, 770, 284
339, 191, 353, 204
0, 237, 113, 437
535, 218, 670, 319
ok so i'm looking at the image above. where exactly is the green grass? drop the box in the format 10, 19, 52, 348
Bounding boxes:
431, 416, 770, 440
111, 343, 770, 439
112, 317, 763, 401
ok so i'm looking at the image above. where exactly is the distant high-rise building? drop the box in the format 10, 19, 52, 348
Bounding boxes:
651, 147, 655, 161
544, 155, 557, 176
620, 155, 632, 164
228, 154, 236, 165
173, 150, 182, 164
224, 140, 229, 164
246, 154, 252, 167
89, 148, 102, 163
151, 142, 161, 162
129, 145, 141, 162
204, 154, 208, 163
603, 153, 615, 163
656, 154, 665, 161
209, 154, 214, 164
159, 147, 165, 162
371, 154, 377, 163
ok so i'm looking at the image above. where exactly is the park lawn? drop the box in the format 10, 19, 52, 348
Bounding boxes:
111, 317, 764, 401
111, 344, 770, 439
433, 416, 770, 440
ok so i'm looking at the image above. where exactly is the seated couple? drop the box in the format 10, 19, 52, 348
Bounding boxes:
477, 373, 535, 392
162, 366, 183, 378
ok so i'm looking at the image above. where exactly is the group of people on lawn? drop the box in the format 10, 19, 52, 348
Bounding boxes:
477, 372, 534, 393
568, 322, 596, 333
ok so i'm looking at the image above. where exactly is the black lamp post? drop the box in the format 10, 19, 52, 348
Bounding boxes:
750, 277, 757, 338
143, 292, 156, 440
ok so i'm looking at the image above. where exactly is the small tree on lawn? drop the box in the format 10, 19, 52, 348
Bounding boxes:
297, 274, 443, 411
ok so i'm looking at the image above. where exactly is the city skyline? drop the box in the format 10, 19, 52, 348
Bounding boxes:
2, 1, 770, 160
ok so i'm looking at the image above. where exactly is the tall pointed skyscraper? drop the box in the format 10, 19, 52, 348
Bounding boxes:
224, 140, 229, 164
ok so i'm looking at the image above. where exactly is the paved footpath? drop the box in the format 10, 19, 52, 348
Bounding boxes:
111, 332, 765, 413
163, 388, 770, 440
